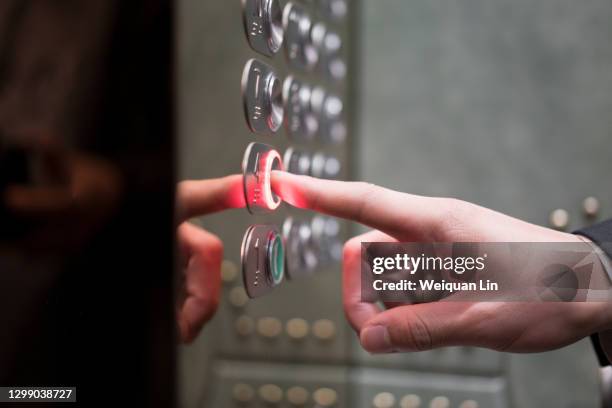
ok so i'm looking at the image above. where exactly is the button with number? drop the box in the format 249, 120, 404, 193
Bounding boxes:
242, 0, 284, 56
242, 59, 284, 134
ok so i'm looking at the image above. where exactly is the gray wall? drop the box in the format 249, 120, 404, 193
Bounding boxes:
358, 1, 612, 406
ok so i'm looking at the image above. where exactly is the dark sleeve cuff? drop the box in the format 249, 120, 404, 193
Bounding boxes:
575, 219, 612, 260
575, 219, 612, 366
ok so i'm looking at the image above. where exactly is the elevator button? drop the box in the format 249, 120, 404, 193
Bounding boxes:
287, 386, 309, 406
284, 148, 312, 176
283, 217, 317, 279
241, 224, 285, 298
257, 317, 283, 338
233, 383, 256, 403
458, 400, 479, 408
286, 318, 309, 340
583, 196, 600, 218
229, 286, 250, 308
311, 153, 341, 179
549, 208, 569, 230
283, 2, 318, 71
312, 319, 336, 341
373, 392, 396, 408
320, 0, 348, 21
310, 87, 346, 144
221, 260, 239, 283
235, 315, 255, 336
400, 394, 422, 408
242, 142, 285, 214
259, 384, 283, 404
327, 57, 347, 81
313, 388, 337, 407
283, 76, 318, 140
242, 59, 284, 134
311, 216, 342, 265
429, 396, 450, 408
242, 0, 284, 56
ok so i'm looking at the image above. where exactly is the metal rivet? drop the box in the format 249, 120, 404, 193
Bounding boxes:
259, 384, 283, 404
429, 396, 450, 408
286, 318, 310, 340
312, 319, 336, 341
400, 394, 422, 408
287, 386, 309, 406
583, 196, 600, 218
257, 317, 283, 338
313, 387, 337, 407
221, 260, 238, 283
459, 400, 479, 408
229, 286, 249, 308
235, 315, 255, 337
232, 383, 255, 403
549, 209, 569, 230
373, 392, 396, 408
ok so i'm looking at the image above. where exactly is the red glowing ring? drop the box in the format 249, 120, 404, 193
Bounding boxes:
262, 149, 284, 210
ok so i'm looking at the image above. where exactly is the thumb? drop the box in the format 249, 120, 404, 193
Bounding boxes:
359, 302, 475, 353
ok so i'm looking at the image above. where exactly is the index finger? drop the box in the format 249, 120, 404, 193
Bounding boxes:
176, 174, 245, 221
271, 171, 439, 241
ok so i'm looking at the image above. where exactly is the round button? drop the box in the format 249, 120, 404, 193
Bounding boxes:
400, 394, 422, 408
373, 392, 396, 408
583, 196, 600, 218
235, 315, 255, 337
313, 387, 337, 407
286, 318, 310, 340
549, 209, 569, 230
232, 383, 255, 403
312, 319, 336, 341
287, 386, 309, 406
328, 57, 347, 82
459, 400, 479, 408
283, 3, 318, 71
229, 286, 249, 308
259, 384, 283, 404
257, 317, 283, 339
221, 260, 238, 283
242, 0, 284, 56
429, 396, 450, 408
320, 0, 348, 20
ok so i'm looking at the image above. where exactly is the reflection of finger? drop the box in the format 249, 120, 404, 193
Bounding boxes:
177, 223, 223, 343
271, 171, 439, 240
176, 175, 245, 221
343, 230, 396, 332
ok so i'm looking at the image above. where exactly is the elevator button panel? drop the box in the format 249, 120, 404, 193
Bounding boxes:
242, 59, 285, 134
242, 0, 285, 56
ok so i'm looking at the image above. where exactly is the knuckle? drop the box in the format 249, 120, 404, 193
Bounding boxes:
433, 198, 476, 241
396, 312, 433, 351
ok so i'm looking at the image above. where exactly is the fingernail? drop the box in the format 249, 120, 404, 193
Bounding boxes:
361, 325, 392, 353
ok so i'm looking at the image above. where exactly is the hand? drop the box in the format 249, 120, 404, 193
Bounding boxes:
271, 171, 612, 353
175, 175, 244, 343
